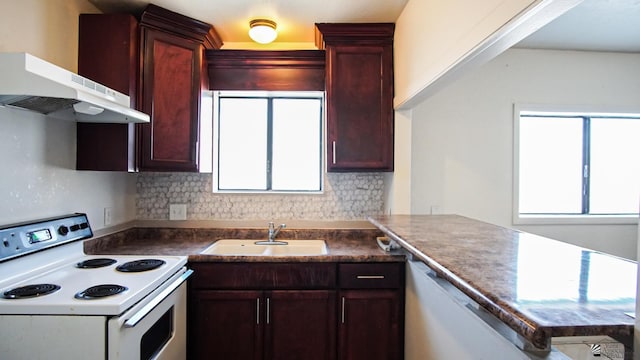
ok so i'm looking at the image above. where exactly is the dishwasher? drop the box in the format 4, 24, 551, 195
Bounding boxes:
404, 259, 572, 360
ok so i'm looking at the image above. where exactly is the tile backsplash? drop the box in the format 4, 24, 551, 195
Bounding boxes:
137, 173, 385, 220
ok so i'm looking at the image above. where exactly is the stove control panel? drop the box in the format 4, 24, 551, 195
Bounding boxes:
0, 213, 93, 262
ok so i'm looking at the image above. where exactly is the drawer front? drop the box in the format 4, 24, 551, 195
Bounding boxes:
190, 262, 337, 289
339, 263, 403, 289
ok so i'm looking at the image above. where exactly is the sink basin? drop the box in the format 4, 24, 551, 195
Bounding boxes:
201, 239, 328, 256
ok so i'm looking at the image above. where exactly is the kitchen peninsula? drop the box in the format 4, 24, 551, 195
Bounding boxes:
368, 215, 636, 353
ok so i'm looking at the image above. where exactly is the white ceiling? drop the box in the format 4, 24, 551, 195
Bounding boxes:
516, 0, 640, 52
88, 0, 639, 52
88, 0, 409, 47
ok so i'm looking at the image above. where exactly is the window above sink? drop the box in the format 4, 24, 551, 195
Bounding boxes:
213, 91, 324, 194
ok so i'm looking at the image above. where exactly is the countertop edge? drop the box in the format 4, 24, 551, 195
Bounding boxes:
84, 225, 406, 263
187, 253, 406, 263
368, 216, 552, 349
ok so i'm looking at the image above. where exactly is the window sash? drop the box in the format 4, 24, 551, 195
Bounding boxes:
517, 113, 640, 217
214, 92, 323, 193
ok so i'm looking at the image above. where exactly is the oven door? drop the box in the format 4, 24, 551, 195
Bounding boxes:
108, 268, 192, 360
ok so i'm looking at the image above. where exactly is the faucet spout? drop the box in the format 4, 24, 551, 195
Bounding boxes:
255, 222, 288, 245
268, 222, 286, 242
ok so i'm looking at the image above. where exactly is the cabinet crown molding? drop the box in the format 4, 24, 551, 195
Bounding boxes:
141, 4, 223, 49
205, 50, 325, 69
314, 23, 395, 49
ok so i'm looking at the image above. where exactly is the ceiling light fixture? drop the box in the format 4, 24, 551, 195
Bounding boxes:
249, 19, 277, 44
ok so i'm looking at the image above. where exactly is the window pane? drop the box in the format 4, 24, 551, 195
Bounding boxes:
218, 98, 267, 190
519, 117, 583, 214
272, 99, 322, 191
589, 118, 640, 214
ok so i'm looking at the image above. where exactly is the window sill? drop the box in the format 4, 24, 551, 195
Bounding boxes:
213, 190, 324, 195
514, 214, 639, 225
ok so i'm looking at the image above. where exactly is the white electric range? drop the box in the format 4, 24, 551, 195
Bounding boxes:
0, 213, 191, 360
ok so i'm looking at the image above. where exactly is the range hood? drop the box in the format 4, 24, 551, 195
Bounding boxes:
0, 53, 149, 123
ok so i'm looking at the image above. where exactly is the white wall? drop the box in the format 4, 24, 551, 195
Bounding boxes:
409, 48, 640, 259
0, 0, 137, 229
385, 109, 413, 215
393, 0, 581, 109
636, 214, 640, 359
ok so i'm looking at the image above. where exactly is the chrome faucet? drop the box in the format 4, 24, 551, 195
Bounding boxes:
255, 222, 287, 245
268, 222, 286, 242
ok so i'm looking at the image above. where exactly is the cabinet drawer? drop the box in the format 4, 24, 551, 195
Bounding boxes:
190, 262, 337, 289
339, 263, 403, 289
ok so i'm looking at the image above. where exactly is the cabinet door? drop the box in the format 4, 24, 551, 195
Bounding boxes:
189, 290, 263, 360
265, 290, 337, 360
139, 28, 202, 171
338, 290, 402, 360
326, 44, 394, 172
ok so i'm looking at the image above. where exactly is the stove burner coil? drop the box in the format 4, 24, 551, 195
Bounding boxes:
116, 259, 166, 272
76, 258, 117, 269
3, 284, 61, 299
74, 284, 128, 299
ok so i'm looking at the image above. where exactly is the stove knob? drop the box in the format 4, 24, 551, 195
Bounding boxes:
58, 225, 69, 236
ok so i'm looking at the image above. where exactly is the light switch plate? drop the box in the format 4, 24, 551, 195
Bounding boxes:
169, 204, 187, 220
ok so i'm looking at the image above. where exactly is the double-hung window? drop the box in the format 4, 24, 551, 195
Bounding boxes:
213, 91, 324, 193
514, 106, 640, 224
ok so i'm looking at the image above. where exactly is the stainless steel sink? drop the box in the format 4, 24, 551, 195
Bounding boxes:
201, 239, 328, 256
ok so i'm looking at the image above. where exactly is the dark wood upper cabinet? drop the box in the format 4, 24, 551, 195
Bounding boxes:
138, 4, 221, 172
76, 5, 221, 172
206, 50, 325, 91
77, 14, 138, 171
137, 28, 203, 171
315, 23, 395, 172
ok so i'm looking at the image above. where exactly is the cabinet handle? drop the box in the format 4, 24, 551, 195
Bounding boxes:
332, 141, 336, 164
357, 275, 385, 279
341, 296, 345, 324
256, 298, 260, 325
266, 297, 270, 324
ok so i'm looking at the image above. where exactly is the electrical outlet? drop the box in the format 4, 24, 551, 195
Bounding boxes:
104, 207, 112, 226
169, 204, 187, 220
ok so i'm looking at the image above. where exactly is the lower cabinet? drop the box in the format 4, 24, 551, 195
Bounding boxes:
266, 290, 337, 360
339, 290, 402, 360
191, 289, 336, 360
188, 262, 403, 360
190, 290, 263, 359
338, 263, 404, 360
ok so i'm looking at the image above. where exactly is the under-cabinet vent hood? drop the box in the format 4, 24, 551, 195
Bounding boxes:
0, 53, 149, 123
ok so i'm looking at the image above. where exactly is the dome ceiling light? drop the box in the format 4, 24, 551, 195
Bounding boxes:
249, 19, 277, 44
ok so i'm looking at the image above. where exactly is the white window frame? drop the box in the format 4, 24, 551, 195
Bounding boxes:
212, 90, 325, 194
512, 103, 640, 225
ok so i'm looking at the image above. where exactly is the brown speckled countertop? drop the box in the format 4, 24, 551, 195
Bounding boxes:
84, 227, 405, 263
368, 214, 636, 350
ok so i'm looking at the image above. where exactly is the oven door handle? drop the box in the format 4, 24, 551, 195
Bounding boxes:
124, 268, 194, 328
